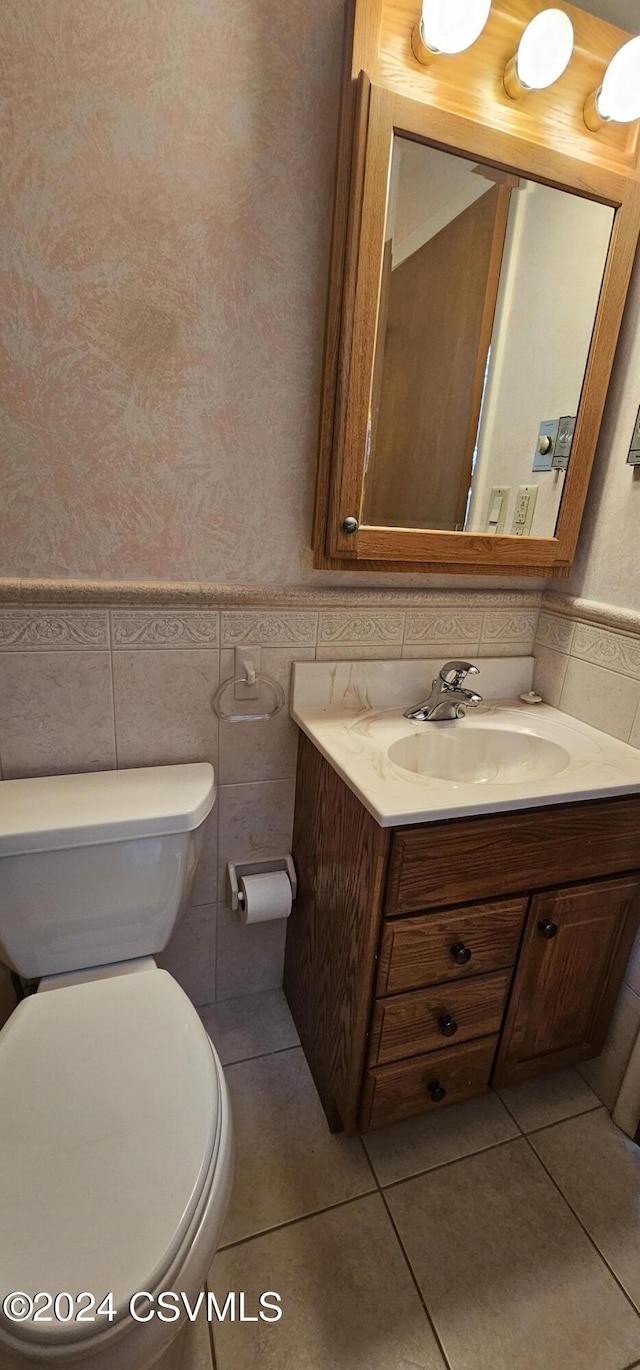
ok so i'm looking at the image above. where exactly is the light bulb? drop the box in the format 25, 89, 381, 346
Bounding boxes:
584, 36, 640, 130
412, 0, 491, 65
504, 9, 574, 99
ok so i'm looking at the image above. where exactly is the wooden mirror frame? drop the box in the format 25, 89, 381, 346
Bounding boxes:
313, 2, 640, 578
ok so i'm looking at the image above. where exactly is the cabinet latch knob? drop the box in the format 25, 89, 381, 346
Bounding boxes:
538, 919, 559, 939
427, 1080, 447, 1103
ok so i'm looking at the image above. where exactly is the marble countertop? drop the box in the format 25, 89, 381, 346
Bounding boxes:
290, 658, 640, 828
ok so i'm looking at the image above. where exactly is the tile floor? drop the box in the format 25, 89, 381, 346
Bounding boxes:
184, 990, 640, 1370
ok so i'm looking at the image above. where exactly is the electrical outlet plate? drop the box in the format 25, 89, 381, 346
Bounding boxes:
511, 484, 538, 537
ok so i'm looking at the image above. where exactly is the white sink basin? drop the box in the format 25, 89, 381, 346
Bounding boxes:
290, 658, 640, 827
387, 725, 570, 785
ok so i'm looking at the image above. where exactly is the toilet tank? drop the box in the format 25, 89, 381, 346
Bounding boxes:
0, 764, 215, 979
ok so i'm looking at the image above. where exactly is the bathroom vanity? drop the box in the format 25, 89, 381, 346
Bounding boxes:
283, 661, 640, 1135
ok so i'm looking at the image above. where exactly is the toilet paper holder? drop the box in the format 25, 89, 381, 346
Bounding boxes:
227, 855, 297, 912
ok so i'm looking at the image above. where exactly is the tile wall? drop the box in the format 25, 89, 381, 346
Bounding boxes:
0, 594, 539, 1011
534, 607, 640, 745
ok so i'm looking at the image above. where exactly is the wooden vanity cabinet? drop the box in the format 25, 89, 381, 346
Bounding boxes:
283, 733, 640, 1135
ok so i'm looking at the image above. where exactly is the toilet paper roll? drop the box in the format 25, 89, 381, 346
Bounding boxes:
238, 871, 292, 925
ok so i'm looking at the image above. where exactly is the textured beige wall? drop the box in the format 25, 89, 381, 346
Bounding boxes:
0, 0, 346, 585
0, 0, 544, 593
577, 0, 640, 32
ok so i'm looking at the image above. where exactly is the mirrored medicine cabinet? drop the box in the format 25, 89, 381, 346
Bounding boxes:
313, 2, 640, 577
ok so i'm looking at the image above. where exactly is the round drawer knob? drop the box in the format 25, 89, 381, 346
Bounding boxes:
538, 919, 558, 939
438, 1013, 459, 1038
451, 942, 472, 965
427, 1080, 447, 1103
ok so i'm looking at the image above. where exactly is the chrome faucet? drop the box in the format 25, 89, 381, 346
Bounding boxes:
404, 661, 483, 723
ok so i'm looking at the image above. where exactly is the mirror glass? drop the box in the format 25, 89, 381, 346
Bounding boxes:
362, 136, 614, 538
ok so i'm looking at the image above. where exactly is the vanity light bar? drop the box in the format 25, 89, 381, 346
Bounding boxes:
410, 3, 640, 134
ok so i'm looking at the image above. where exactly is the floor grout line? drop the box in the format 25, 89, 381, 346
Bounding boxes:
217, 1188, 379, 1254
522, 1132, 640, 1326
212, 1042, 302, 1069
379, 1189, 452, 1369
523, 1102, 606, 1138
358, 1136, 452, 1370
199, 986, 291, 1008
376, 1132, 522, 1192
222, 1043, 304, 1074
494, 1090, 527, 1136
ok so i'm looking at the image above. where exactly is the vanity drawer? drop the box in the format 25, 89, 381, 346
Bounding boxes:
376, 897, 526, 996
360, 1035, 498, 1131
369, 969, 511, 1066
385, 798, 640, 915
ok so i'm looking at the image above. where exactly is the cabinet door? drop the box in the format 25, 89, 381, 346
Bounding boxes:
493, 876, 640, 1088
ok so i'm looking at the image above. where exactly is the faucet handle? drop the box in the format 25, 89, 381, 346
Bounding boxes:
439, 661, 479, 688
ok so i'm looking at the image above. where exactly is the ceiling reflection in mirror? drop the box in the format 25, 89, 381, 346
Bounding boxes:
362, 137, 614, 538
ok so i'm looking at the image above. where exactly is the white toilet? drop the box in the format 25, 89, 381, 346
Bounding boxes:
0, 762, 234, 1370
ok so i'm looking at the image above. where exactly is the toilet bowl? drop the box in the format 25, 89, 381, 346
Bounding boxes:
0, 764, 234, 1370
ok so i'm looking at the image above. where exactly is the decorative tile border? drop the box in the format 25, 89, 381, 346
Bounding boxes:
571, 624, 640, 682
318, 611, 404, 645
0, 611, 109, 651
481, 610, 539, 646
535, 611, 575, 654
404, 611, 483, 645
221, 612, 318, 647
111, 610, 219, 649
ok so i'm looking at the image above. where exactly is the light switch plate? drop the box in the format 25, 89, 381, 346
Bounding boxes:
486, 485, 510, 534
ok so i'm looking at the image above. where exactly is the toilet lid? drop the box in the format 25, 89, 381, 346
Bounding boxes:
0, 969, 221, 1347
